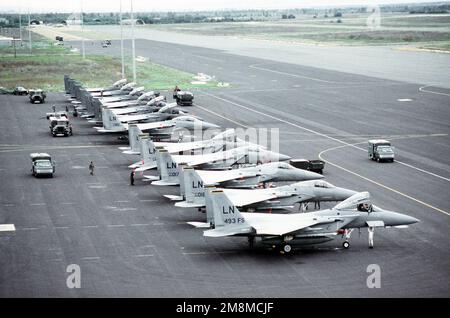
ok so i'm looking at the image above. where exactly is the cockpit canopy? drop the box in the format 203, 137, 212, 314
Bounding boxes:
334, 191, 379, 212
301, 180, 335, 188
277, 162, 292, 169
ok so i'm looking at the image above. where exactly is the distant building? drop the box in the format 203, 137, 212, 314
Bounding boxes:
65, 13, 82, 26
0, 18, 9, 25
121, 19, 145, 25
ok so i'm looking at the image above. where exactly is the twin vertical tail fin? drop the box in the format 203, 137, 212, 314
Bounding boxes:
101, 107, 123, 131
152, 149, 180, 186
127, 124, 142, 154
175, 167, 206, 208
131, 134, 158, 171
203, 189, 253, 237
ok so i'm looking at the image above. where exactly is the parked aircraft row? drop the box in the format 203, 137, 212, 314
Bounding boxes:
64, 76, 419, 254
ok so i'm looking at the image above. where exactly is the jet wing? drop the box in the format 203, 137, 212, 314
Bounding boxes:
196, 170, 258, 185
162, 140, 216, 154
204, 226, 254, 237
110, 106, 146, 115
222, 188, 279, 207
103, 100, 141, 108
117, 113, 159, 123
243, 213, 321, 236
135, 121, 175, 131
134, 163, 157, 172
172, 150, 246, 167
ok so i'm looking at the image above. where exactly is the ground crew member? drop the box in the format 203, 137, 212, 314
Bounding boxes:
89, 161, 95, 175
130, 170, 135, 186
368, 226, 374, 249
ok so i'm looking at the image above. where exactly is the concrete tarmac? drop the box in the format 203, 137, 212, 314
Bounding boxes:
0, 39, 449, 297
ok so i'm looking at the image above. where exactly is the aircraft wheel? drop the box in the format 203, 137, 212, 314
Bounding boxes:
282, 244, 292, 254
343, 241, 350, 249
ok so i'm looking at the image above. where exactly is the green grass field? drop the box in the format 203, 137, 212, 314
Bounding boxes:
0, 40, 218, 92
149, 13, 450, 49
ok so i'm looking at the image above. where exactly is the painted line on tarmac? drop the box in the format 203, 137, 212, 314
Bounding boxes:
81, 257, 101, 261
249, 64, 336, 83
319, 143, 449, 216
194, 103, 248, 128
200, 91, 450, 216
419, 85, 450, 97
20, 227, 40, 231
201, 91, 450, 182
83, 225, 99, 229
0, 145, 109, 153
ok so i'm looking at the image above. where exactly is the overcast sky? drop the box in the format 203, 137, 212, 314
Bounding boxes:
0, 0, 447, 13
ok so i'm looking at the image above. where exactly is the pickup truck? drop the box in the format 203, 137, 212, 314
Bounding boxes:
174, 91, 194, 106
30, 153, 55, 177
49, 116, 73, 137
289, 159, 325, 174
368, 139, 395, 162
29, 89, 46, 103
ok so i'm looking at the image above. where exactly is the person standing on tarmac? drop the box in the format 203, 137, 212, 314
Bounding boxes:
130, 170, 135, 186
89, 161, 95, 175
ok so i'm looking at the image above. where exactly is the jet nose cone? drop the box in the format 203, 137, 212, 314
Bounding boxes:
336, 188, 358, 200
300, 170, 324, 181
277, 153, 291, 161
401, 214, 420, 225
202, 122, 220, 129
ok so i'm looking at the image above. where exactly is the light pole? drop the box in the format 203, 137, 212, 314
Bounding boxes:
80, 0, 85, 59
27, 7, 31, 54
130, 0, 136, 83
19, 6, 22, 43
120, 0, 125, 78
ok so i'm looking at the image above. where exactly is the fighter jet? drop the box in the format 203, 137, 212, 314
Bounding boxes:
85, 78, 128, 94
188, 189, 419, 253
164, 163, 323, 202
149, 145, 291, 186
98, 86, 146, 104
101, 92, 164, 109
108, 102, 185, 118
89, 81, 137, 97
129, 129, 260, 172
175, 168, 351, 210
94, 106, 208, 133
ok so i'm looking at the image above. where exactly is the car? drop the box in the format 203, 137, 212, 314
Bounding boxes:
30, 153, 55, 177
0, 87, 12, 94
12, 86, 28, 96
29, 89, 46, 104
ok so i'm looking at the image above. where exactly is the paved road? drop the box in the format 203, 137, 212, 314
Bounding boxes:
77, 25, 450, 88
1, 39, 449, 297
